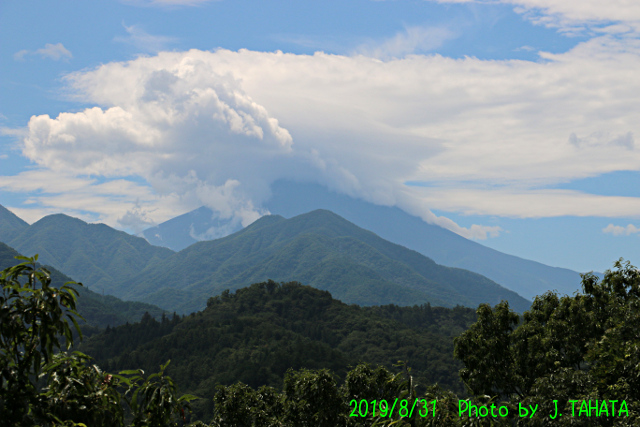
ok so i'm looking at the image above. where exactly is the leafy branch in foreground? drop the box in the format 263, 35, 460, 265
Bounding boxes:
0, 255, 195, 427
0, 255, 83, 424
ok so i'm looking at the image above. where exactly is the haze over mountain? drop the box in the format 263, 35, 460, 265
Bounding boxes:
144, 180, 584, 301
0, 241, 165, 329
125, 209, 530, 314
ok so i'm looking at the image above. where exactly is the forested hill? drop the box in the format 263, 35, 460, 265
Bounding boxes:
122, 209, 531, 314
0, 242, 165, 329
79, 280, 477, 420
4, 212, 174, 294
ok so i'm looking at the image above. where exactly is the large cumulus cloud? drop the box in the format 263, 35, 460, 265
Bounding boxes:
8, 32, 640, 239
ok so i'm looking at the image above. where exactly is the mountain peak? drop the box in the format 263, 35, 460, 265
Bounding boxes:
0, 204, 30, 243
33, 213, 87, 227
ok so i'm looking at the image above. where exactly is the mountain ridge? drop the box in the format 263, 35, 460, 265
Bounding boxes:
5, 212, 174, 293
143, 181, 586, 300
123, 209, 531, 313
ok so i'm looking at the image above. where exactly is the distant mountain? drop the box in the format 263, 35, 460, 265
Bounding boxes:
0, 204, 29, 242
0, 241, 165, 329
80, 280, 477, 420
264, 181, 584, 301
142, 206, 242, 250
124, 209, 530, 314
6, 213, 174, 296
144, 181, 583, 301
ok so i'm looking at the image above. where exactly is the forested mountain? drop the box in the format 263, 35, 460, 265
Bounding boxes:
79, 280, 477, 420
0, 204, 29, 242
266, 181, 586, 301
123, 209, 531, 314
145, 181, 584, 300
0, 241, 165, 329
4, 212, 174, 295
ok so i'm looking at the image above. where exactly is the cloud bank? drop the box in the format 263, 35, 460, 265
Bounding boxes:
4, 30, 640, 239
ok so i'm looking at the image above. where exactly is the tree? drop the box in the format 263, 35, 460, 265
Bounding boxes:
453, 259, 640, 425
0, 255, 196, 426
0, 255, 83, 425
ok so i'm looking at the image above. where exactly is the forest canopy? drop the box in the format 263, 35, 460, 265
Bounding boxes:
1, 255, 639, 426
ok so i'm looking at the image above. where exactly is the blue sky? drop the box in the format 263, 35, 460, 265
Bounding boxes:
1, 0, 639, 273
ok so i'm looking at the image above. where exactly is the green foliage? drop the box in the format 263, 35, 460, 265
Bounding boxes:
81, 280, 477, 420
5, 251, 639, 426
0, 255, 195, 427
453, 258, 640, 425
35, 351, 124, 426
118, 360, 198, 427
0, 255, 83, 424
211, 382, 284, 427
282, 368, 346, 426
207, 362, 507, 427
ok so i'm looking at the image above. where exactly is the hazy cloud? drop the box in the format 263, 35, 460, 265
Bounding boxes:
114, 24, 178, 53
355, 25, 457, 59
117, 200, 156, 234
14, 43, 72, 61
431, 0, 640, 33
603, 224, 640, 236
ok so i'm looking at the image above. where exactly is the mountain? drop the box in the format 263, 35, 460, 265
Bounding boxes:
0, 241, 166, 329
124, 209, 530, 314
264, 181, 584, 301
0, 204, 29, 242
6, 213, 174, 296
79, 280, 477, 420
142, 206, 242, 250
144, 181, 583, 301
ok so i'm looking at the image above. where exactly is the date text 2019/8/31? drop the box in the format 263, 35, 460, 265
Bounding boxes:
349, 398, 436, 419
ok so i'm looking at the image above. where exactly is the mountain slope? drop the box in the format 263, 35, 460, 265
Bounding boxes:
141, 181, 584, 301
7, 213, 174, 296
126, 209, 531, 313
0, 204, 29, 242
264, 181, 584, 301
0, 241, 165, 329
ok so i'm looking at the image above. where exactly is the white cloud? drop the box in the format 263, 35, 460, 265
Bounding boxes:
603, 224, 640, 236
114, 24, 177, 53
9, 54, 292, 231
431, 0, 640, 34
13, 43, 72, 61
0, 170, 191, 230
412, 187, 640, 218
355, 25, 457, 59
6, 33, 640, 239
13, 50, 29, 61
